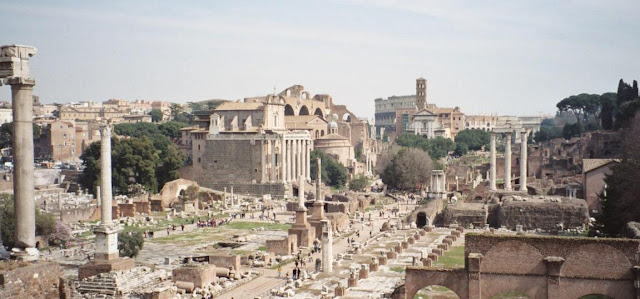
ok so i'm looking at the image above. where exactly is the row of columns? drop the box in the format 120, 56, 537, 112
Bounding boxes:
282, 138, 311, 183
489, 131, 528, 192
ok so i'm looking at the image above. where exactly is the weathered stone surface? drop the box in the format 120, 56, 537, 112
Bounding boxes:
0, 261, 62, 298
78, 258, 135, 281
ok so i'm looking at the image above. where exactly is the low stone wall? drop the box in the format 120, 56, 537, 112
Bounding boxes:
59, 204, 100, 223
200, 182, 286, 198
208, 255, 241, 272
266, 235, 297, 255
442, 205, 487, 228
172, 264, 216, 288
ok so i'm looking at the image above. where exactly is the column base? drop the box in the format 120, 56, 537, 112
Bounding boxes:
11, 247, 40, 261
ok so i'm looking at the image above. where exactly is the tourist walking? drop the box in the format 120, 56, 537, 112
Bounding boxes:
277, 266, 282, 277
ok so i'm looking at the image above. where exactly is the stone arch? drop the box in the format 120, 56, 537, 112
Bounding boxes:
299, 105, 310, 115
482, 240, 545, 275
314, 108, 324, 119
315, 131, 319, 139
301, 91, 310, 100
284, 104, 295, 116
560, 243, 632, 279
416, 212, 428, 227
321, 130, 325, 136
578, 295, 612, 299
342, 113, 352, 122
286, 89, 292, 97
489, 292, 531, 299
414, 285, 461, 299
404, 269, 468, 299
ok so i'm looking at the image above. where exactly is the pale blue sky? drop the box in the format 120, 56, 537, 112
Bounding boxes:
1, 0, 639, 119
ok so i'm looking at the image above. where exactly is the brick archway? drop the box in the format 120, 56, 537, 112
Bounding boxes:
404, 268, 468, 299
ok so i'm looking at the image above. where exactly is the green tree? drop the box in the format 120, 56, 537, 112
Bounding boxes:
170, 103, 184, 121
380, 147, 432, 190
310, 150, 347, 188
395, 133, 454, 160
349, 174, 369, 192
614, 79, 640, 129
454, 129, 490, 151
148, 109, 163, 122
158, 121, 189, 139
0, 122, 42, 149
79, 136, 183, 195
0, 195, 56, 249
118, 232, 144, 257
598, 117, 640, 236
600, 93, 616, 130
454, 143, 468, 156
556, 94, 601, 137
562, 123, 581, 140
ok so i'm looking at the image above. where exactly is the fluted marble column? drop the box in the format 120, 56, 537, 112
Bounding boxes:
490, 133, 496, 191
306, 140, 312, 180
301, 140, 306, 182
519, 131, 528, 192
504, 132, 512, 191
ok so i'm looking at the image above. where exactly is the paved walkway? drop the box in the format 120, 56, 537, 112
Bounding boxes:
216, 203, 410, 299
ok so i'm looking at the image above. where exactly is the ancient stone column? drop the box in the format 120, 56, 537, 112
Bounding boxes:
297, 140, 302, 180
9, 76, 38, 259
490, 132, 496, 191
292, 139, 298, 181
260, 140, 266, 183
306, 140, 311, 181
519, 131, 528, 192
93, 124, 120, 261
230, 186, 234, 206
271, 140, 276, 182
223, 187, 228, 208
312, 158, 325, 220
287, 140, 292, 182
96, 186, 101, 207
504, 132, 512, 191
100, 125, 113, 225
281, 138, 286, 182
298, 175, 305, 209
321, 219, 333, 273
301, 141, 306, 182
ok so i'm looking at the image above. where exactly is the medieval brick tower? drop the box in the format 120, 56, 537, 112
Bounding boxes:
416, 77, 427, 111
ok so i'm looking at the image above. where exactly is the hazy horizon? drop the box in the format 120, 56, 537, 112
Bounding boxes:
1, 0, 639, 119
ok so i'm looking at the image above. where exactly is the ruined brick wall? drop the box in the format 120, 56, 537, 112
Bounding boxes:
404, 198, 444, 226
497, 198, 588, 231
465, 234, 639, 280
404, 234, 640, 299
119, 203, 136, 217
134, 201, 151, 214
442, 206, 487, 228
0, 262, 63, 298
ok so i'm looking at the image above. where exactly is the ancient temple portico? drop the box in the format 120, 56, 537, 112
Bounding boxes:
489, 125, 528, 193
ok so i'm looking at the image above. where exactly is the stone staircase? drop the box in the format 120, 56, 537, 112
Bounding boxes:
76, 273, 120, 296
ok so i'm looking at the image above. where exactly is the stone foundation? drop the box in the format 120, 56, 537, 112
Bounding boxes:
172, 264, 216, 288
0, 261, 63, 298
78, 258, 135, 281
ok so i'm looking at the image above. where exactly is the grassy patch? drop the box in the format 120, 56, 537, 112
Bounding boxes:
390, 266, 405, 273
227, 221, 291, 231
257, 246, 266, 251
435, 246, 465, 268
149, 228, 224, 245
